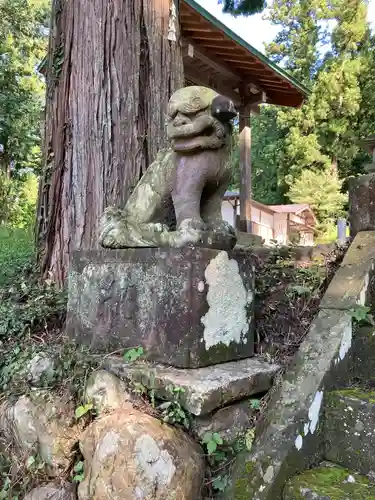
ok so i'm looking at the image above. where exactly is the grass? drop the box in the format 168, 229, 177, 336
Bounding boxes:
0, 226, 34, 286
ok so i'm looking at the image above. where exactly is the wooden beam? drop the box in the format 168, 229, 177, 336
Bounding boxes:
258, 77, 286, 84
183, 40, 241, 83
183, 65, 242, 105
205, 46, 240, 54
184, 33, 226, 41
183, 26, 214, 32
228, 64, 268, 73
223, 57, 263, 66
198, 43, 238, 51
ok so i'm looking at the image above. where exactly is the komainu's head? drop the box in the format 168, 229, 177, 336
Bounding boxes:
167, 86, 237, 153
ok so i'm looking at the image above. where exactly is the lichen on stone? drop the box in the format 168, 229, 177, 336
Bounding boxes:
201, 251, 250, 350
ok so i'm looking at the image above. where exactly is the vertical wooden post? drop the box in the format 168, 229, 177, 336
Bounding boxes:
239, 104, 252, 233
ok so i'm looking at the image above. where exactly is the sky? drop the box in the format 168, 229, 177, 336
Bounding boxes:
196, 0, 375, 54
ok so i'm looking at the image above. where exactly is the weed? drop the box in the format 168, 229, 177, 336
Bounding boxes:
202, 432, 224, 454
158, 385, 189, 429
72, 460, 84, 483
123, 346, 144, 363
202, 428, 256, 495
349, 305, 375, 326
249, 398, 261, 410
75, 403, 94, 419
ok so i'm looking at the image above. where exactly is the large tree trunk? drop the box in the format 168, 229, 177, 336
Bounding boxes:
36, 0, 184, 285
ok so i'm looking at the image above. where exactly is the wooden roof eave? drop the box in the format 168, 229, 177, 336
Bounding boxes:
181, 0, 310, 108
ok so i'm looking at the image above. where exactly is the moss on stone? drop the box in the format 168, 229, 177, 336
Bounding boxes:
283, 463, 375, 499
232, 461, 255, 499
330, 387, 375, 404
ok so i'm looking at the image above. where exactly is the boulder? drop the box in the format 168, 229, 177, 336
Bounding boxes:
24, 482, 76, 500
78, 407, 205, 500
27, 352, 56, 386
84, 370, 131, 413
0, 391, 80, 475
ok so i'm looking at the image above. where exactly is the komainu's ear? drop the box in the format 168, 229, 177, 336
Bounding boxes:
211, 95, 237, 122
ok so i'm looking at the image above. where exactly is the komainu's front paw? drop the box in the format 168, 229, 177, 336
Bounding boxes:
178, 218, 205, 232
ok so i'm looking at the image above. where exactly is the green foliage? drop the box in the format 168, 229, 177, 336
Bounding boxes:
0, 226, 34, 285
265, 0, 326, 84
158, 385, 189, 429
0, 0, 49, 174
249, 398, 261, 410
202, 431, 230, 492
0, 270, 66, 343
12, 173, 39, 228
349, 305, 375, 326
75, 403, 94, 419
123, 346, 144, 363
202, 431, 224, 454
241, 0, 372, 241
0, 172, 39, 228
287, 168, 347, 226
358, 36, 375, 138
72, 461, 85, 483
0, 450, 45, 499
244, 427, 255, 451
230, 108, 287, 205
219, 0, 266, 16
202, 429, 256, 494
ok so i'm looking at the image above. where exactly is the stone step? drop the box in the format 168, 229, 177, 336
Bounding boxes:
103, 356, 280, 416
324, 388, 375, 475
283, 462, 375, 499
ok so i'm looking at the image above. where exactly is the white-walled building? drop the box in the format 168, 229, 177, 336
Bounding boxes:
222, 191, 316, 246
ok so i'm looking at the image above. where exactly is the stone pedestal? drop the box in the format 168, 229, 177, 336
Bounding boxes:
349, 173, 375, 237
67, 247, 254, 368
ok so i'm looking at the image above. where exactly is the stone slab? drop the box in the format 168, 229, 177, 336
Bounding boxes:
192, 399, 256, 445
320, 231, 375, 310
103, 356, 280, 416
67, 247, 254, 368
227, 308, 353, 500
283, 462, 375, 500
349, 174, 375, 237
324, 389, 375, 474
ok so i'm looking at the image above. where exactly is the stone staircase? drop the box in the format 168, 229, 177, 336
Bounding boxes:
227, 232, 375, 500
283, 324, 375, 499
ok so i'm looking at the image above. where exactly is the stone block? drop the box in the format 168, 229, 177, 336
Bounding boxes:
324, 389, 375, 474
103, 356, 279, 416
349, 174, 375, 237
283, 462, 375, 500
320, 231, 375, 310
192, 399, 256, 445
67, 247, 254, 368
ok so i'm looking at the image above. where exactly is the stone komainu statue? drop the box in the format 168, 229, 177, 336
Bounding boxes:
99, 86, 238, 250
